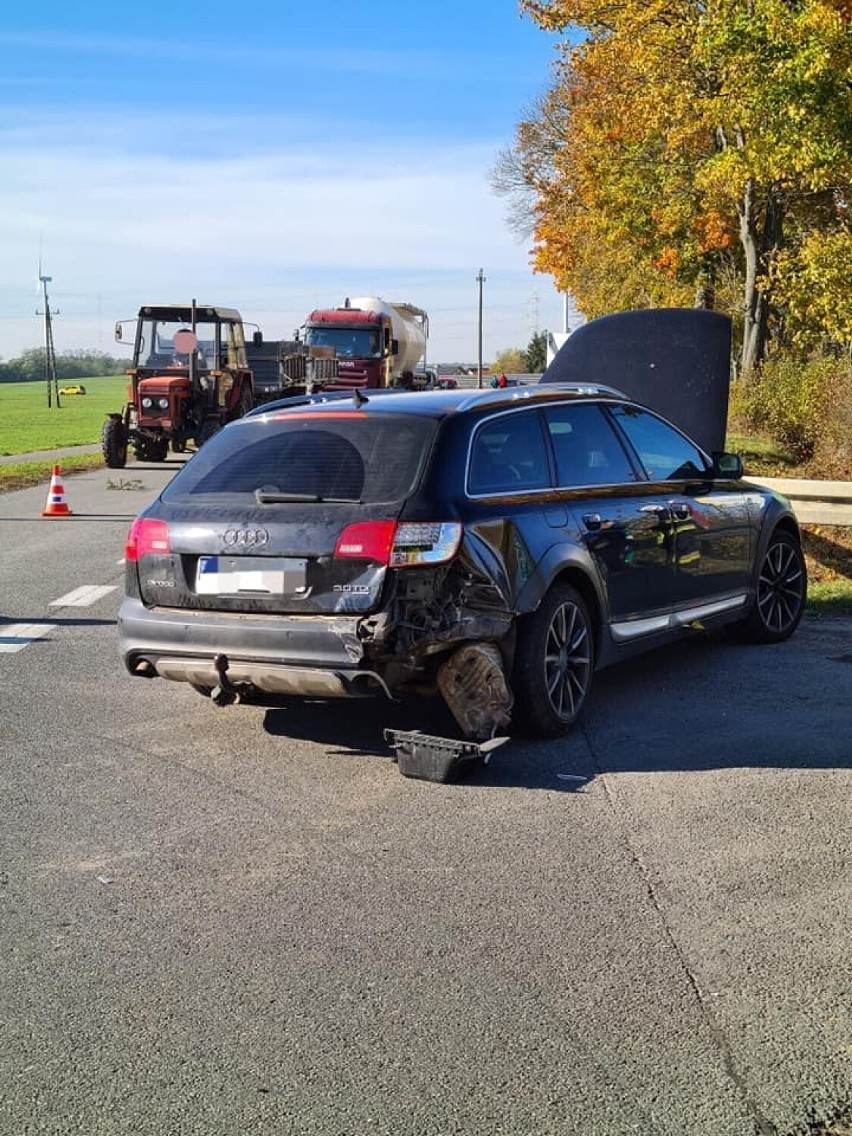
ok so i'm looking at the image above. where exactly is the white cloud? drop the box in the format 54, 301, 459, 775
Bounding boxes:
0, 108, 565, 363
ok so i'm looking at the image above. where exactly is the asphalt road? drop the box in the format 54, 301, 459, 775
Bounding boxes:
2, 460, 852, 1136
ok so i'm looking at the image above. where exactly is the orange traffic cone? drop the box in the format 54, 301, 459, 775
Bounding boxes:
42, 465, 73, 517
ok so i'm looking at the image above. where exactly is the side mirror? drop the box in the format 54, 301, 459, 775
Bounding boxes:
115, 322, 123, 342
712, 451, 743, 479
391, 338, 399, 356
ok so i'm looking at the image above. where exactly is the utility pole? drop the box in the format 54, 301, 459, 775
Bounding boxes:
476, 267, 485, 388
528, 290, 539, 339
37, 269, 61, 409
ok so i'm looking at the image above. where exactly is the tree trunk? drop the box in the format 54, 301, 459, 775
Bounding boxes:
739, 179, 761, 373
739, 180, 785, 373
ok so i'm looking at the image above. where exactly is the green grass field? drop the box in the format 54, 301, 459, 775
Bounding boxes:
0, 376, 129, 455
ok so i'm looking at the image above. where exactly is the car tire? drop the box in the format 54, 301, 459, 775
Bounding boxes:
510, 583, 594, 737
729, 530, 807, 644
102, 417, 128, 469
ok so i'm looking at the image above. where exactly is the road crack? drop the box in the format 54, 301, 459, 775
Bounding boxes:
581, 721, 779, 1136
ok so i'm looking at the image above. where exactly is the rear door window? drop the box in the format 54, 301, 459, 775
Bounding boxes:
162, 413, 436, 505
543, 403, 637, 487
468, 409, 551, 494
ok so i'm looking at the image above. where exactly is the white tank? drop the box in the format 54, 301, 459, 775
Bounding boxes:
348, 296, 428, 378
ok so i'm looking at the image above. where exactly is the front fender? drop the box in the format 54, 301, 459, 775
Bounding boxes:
746, 488, 802, 589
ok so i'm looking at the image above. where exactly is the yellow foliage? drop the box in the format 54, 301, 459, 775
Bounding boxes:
514, 0, 852, 352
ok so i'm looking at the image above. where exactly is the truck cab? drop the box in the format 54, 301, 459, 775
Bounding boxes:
303, 306, 392, 389
302, 297, 429, 391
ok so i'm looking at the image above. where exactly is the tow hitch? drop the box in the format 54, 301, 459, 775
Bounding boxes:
383, 729, 508, 783
211, 653, 242, 706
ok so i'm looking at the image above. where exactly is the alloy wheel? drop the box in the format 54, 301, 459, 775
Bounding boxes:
756, 537, 806, 636
544, 599, 592, 723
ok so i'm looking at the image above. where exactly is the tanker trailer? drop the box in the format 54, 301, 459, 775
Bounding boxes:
302, 296, 429, 390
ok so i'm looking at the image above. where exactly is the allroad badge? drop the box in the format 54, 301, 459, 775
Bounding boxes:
223, 528, 269, 547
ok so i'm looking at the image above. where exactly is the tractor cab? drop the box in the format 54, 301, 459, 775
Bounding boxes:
104, 302, 253, 468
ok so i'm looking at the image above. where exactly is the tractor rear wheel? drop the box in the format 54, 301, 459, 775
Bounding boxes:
136, 437, 168, 462
196, 418, 221, 448
102, 417, 128, 469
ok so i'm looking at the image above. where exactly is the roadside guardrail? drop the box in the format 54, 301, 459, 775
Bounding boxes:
746, 478, 852, 526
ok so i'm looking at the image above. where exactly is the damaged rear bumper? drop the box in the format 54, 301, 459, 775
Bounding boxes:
118, 596, 385, 696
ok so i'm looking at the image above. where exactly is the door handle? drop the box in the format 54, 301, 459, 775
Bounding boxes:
582, 513, 602, 532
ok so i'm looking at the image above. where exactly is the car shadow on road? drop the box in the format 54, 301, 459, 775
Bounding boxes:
262, 694, 577, 790
262, 625, 852, 790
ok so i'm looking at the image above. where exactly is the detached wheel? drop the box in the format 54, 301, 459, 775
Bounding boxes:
102, 417, 128, 469
732, 530, 807, 643
510, 583, 594, 737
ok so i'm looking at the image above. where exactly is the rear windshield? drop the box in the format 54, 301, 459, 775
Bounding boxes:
161, 412, 437, 505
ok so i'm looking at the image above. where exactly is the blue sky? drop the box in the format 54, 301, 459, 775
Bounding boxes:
0, 1, 570, 364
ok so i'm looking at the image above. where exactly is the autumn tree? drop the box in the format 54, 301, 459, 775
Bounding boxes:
491, 346, 527, 373
503, 0, 852, 369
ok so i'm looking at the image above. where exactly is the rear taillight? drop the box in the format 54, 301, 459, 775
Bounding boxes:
125, 517, 171, 561
334, 521, 462, 567
334, 520, 397, 563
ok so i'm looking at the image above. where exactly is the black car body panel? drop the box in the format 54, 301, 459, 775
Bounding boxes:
118, 384, 805, 747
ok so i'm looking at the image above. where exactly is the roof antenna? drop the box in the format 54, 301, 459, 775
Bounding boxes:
353, 387, 369, 407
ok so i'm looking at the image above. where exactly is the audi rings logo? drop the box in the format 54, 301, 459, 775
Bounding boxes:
223, 528, 269, 547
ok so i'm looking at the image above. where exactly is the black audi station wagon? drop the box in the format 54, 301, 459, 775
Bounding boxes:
118, 384, 807, 778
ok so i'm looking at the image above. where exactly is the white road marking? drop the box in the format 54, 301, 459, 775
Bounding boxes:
49, 585, 117, 608
0, 623, 57, 654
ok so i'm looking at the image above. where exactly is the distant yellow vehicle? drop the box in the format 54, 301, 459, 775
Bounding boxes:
58, 384, 87, 395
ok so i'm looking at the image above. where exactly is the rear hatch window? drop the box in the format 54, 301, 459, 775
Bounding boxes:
139, 411, 438, 616
162, 411, 434, 506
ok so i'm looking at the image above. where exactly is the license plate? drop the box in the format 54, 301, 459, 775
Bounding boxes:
196, 556, 308, 596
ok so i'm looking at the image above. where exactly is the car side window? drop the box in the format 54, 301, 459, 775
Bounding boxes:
543, 403, 637, 487
610, 405, 710, 481
468, 409, 550, 494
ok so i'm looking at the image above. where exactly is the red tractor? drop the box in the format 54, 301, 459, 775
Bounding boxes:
103, 301, 255, 468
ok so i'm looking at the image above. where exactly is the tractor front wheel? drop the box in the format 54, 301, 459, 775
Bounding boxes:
102, 417, 128, 469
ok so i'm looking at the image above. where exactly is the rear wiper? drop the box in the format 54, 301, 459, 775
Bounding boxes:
254, 489, 362, 504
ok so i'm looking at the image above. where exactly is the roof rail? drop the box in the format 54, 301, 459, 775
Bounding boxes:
244, 390, 356, 418
455, 381, 626, 413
